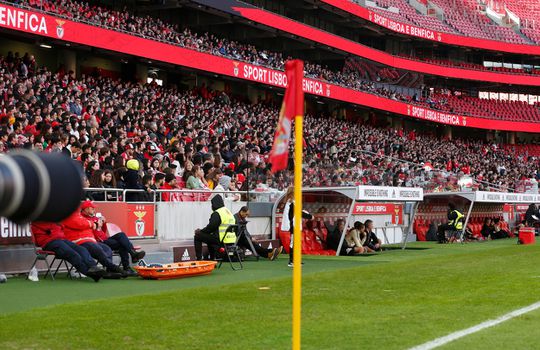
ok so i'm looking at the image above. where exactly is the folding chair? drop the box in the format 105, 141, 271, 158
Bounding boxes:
217, 225, 243, 270
27, 246, 73, 281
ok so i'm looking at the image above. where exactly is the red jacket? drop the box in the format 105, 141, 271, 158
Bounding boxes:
81, 212, 109, 242
30, 222, 66, 247
62, 211, 96, 245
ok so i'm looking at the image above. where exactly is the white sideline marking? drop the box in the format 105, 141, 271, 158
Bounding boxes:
409, 301, 540, 350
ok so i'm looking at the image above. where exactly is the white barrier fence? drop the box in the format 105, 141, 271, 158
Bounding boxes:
156, 200, 271, 241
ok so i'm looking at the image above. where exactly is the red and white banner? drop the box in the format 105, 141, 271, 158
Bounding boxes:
353, 203, 396, 215
319, 0, 540, 56
94, 202, 155, 239
369, 11, 441, 42
352, 203, 403, 224
1, 3, 539, 132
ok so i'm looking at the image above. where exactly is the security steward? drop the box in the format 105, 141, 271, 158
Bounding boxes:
437, 203, 464, 243
194, 194, 236, 260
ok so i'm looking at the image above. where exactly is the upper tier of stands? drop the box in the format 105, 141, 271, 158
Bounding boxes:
8, 0, 540, 124
356, 0, 540, 45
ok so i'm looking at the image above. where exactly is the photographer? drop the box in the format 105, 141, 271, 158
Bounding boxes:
234, 206, 282, 260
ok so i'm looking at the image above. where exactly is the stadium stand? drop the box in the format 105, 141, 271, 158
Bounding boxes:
504, 0, 540, 44
358, 0, 531, 44
1, 51, 538, 196
12, 0, 540, 80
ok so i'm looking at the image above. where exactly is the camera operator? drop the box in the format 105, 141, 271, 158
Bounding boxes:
234, 206, 282, 260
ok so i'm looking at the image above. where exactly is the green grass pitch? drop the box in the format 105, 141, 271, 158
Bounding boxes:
1, 239, 540, 349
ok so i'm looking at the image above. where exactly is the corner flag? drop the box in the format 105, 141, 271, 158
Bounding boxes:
268, 60, 304, 173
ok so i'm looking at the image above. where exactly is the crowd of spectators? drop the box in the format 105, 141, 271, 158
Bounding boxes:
2, 50, 540, 201
12, 0, 540, 113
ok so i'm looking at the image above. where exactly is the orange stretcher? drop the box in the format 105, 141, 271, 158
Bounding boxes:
134, 261, 217, 280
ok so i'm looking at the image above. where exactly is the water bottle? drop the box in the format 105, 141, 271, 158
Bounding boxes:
0, 274, 7, 283
28, 267, 39, 282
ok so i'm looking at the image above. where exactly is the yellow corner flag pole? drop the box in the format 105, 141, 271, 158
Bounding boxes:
292, 60, 304, 350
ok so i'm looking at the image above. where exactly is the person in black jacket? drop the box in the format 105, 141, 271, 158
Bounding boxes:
281, 187, 313, 267
124, 159, 143, 202
364, 219, 382, 251
234, 206, 282, 260
481, 218, 494, 239
326, 219, 345, 251
525, 203, 540, 227
194, 195, 227, 260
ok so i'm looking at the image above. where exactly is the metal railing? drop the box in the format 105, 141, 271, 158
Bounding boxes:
84, 188, 282, 203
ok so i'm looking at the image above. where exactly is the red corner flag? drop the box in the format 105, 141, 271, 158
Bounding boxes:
268, 60, 304, 173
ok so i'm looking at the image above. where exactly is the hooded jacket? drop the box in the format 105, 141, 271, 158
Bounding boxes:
200, 195, 225, 235
31, 222, 66, 247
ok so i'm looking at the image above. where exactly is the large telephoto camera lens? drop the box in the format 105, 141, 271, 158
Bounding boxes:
0, 151, 83, 223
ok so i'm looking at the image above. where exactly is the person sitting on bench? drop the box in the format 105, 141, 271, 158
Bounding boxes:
234, 206, 282, 260
342, 221, 370, 255
364, 220, 382, 251
30, 222, 105, 282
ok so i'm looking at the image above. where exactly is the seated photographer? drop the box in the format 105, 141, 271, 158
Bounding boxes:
194, 195, 233, 260
80, 200, 146, 276
364, 220, 382, 252
62, 202, 126, 278
30, 222, 105, 282
234, 206, 282, 260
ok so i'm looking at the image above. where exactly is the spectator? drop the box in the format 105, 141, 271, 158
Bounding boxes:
124, 159, 143, 202
186, 165, 206, 190
161, 173, 179, 202
102, 169, 119, 201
